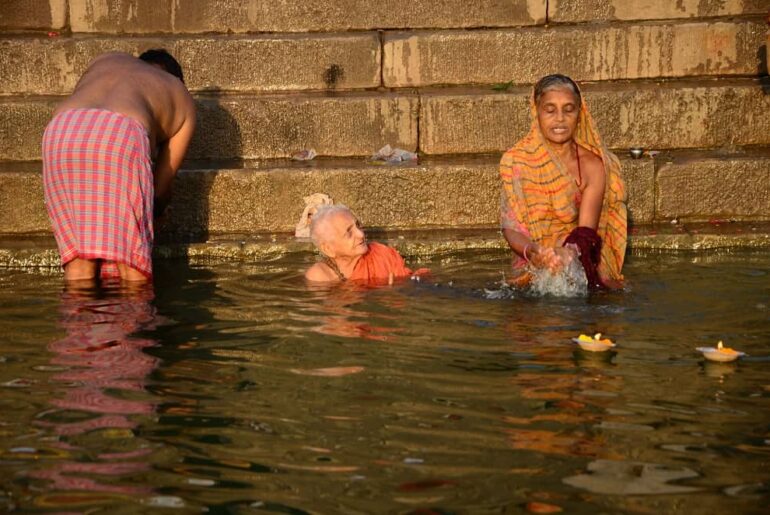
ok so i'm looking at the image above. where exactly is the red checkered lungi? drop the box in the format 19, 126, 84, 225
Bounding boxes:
42, 109, 154, 279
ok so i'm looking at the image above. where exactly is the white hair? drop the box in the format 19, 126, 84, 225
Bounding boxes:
309, 204, 353, 248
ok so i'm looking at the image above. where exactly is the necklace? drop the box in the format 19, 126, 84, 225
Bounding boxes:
323, 257, 347, 282
574, 141, 583, 188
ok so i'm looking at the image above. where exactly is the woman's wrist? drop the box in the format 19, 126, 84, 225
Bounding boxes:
523, 242, 538, 263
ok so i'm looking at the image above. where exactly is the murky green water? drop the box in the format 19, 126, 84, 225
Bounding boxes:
0, 248, 768, 513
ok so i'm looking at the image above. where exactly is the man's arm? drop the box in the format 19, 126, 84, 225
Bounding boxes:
154, 96, 197, 217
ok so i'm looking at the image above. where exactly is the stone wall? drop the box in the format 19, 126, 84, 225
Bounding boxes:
0, 0, 768, 233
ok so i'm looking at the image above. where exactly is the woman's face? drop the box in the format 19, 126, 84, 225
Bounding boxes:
320, 211, 368, 259
536, 88, 580, 145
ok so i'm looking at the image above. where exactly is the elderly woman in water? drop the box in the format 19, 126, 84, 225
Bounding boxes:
499, 74, 627, 290
305, 204, 427, 284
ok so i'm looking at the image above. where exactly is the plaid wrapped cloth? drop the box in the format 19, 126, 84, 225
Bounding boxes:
42, 109, 154, 279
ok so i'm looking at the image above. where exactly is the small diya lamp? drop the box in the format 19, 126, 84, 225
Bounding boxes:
696, 340, 746, 362
572, 332, 616, 352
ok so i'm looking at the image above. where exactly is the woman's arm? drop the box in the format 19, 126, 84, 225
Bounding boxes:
500, 189, 562, 271
502, 228, 563, 271
577, 150, 606, 229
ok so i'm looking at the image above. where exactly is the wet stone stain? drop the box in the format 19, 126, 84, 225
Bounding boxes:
323, 64, 345, 89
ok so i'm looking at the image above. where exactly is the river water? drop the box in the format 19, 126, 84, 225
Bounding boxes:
0, 248, 768, 513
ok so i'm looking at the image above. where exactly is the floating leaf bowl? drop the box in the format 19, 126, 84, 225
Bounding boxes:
696, 341, 746, 362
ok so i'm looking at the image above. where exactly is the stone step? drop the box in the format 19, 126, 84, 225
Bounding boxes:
0, 34, 381, 95
549, 0, 768, 23
0, 91, 419, 161
656, 150, 770, 222
67, 0, 547, 33
0, 1, 546, 33
5, 1, 765, 33
3, 78, 769, 162
2, 149, 768, 238
419, 78, 770, 154
383, 18, 767, 87
3, 222, 770, 271
2, 16, 765, 96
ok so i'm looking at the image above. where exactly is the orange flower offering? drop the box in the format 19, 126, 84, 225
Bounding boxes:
716, 341, 737, 354
577, 333, 613, 345
572, 333, 616, 352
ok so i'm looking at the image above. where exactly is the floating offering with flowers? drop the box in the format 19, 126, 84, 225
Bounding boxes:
571, 332, 616, 352
696, 341, 746, 362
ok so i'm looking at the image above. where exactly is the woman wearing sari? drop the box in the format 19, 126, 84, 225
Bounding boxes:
499, 74, 627, 290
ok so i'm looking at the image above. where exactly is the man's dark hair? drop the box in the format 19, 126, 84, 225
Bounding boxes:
139, 48, 184, 83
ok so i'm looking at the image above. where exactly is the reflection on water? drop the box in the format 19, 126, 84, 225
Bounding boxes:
18, 285, 162, 508
0, 249, 768, 513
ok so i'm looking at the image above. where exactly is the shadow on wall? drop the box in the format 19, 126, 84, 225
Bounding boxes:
157, 88, 243, 245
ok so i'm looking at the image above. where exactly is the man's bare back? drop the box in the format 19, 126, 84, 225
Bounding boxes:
45, 50, 197, 282
54, 52, 195, 156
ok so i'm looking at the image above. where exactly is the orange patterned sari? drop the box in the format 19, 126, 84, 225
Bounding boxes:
499, 91, 627, 285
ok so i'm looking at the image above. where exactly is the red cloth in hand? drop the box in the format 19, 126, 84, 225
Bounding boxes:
564, 227, 604, 291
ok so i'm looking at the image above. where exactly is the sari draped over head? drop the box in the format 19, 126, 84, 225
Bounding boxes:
499, 88, 627, 285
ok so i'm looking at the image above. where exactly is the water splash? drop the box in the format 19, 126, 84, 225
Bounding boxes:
483, 285, 517, 300
529, 259, 587, 297
483, 273, 518, 299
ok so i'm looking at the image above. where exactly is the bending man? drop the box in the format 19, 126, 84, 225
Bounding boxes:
42, 50, 196, 282
499, 74, 627, 290
305, 205, 426, 284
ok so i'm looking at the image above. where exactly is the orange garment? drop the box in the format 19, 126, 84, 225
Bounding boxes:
499, 88, 627, 285
348, 242, 416, 283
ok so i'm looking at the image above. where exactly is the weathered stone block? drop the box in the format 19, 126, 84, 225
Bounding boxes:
70, 0, 174, 33
419, 79, 770, 154
621, 158, 655, 224
0, 92, 417, 161
167, 159, 501, 234
420, 90, 528, 154
0, 34, 381, 96
590, 80, 770, 152
656, 151, 770, 221
0, 38, 169, 96
383, 20, 766, 87
0, 168, 49, 234
177, 34, 381, 92
173, 0, 546, 33
0, 0, 66, 30
0, 99, 56, 161
549, 0, 768, 23
190, 92, 418, 160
